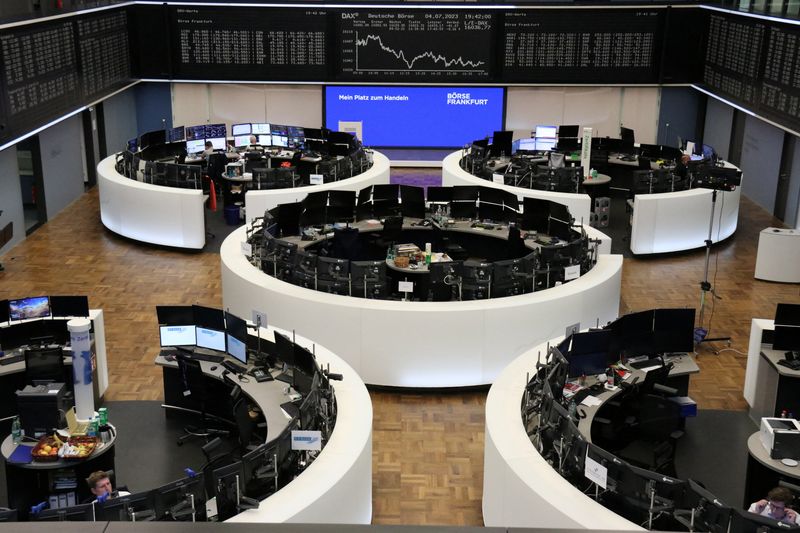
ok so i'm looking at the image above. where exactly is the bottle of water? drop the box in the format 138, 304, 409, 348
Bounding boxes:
11, 417, 22, 444
87, 417, 98, 438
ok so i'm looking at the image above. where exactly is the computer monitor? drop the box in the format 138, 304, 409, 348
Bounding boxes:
615, 463, 686, 517
728, 507, 797, 533
653, 308, 695, 353
293, 343, 318, 377
193, 305, 225, 331
426, 186, 453, 203
50, 296, 89, 317
773, 325, 800, 351
258, 134, 272, 146
225, 312, 248, 364
328, 190, 357, 222
24, 345, 64, 382
273, 136, 289, 148
317, 257, 350, 281
251, 123, 270, 135
186, 139, 205, 154
196, 327, 226, 352
207, 138, 226, 151
242, 442, 277, 499
153, 472, 206, 521
620, 127, 635, 147
293, 361, 315, 396
351, 260, 384, 281
459, 261, 492, 282
9, 296, 50, 321
287, 126, 305, 148
547, 347, 569, 401
304, 127, 324, 141
535, 125, 558, 139
490, 131, 514, 157
232, 123, 251, 136
676, 479, 733, 533
185, 125, 205, 141
275, 203, 303, 238
97, 490, 156, 521
521, 197, 550, 233
234, 135, 251, 148
204, 123, 226, 139
157, 305, 194, 326
33, 503, 93, 521
212, 461, 246, 521
492, 258, 522, 284
139, 129, 166, 150
273, 331, 295, 366
167, 126, 185, 143
549, 218, 572, 241
558, 125, 579, 139
776, 303, 800, 326
160, 325, 196, 347
567, 332, 613, 378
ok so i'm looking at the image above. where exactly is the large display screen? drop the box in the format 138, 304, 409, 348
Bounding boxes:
196, 327, 226, 352
8, 296, 51, 321
325, 86, 504, 147
336, 10, 494, 82
159, 325, 196, 347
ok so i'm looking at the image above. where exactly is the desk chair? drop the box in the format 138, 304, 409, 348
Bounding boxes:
616, 393, 684, 476
638, 156, 651, 170
176, 356, 230, 446
24, 346, 64, 384
331, 227, 362, 261
372, 216, 403, 251
232, 397, 260, 452
548, 152, 566, 168
276, 167, 295, 188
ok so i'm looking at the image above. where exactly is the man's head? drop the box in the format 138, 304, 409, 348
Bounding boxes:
249, 134, 258, 145
767, 487, 795, 517
87, 470, 112, 497
205, 141, 213, 150
681, 154, 691, 165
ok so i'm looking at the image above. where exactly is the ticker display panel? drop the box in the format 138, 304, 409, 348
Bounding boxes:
335, 10, 495, 81
76, 10, 132, 100
169, 6, 328, 81
502, 9, 662, 83
759, 22, 800, 133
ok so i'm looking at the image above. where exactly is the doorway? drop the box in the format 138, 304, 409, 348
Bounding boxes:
17, 136, 46, 234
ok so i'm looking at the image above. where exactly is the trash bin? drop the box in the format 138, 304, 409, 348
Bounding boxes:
224, 205, 240, 226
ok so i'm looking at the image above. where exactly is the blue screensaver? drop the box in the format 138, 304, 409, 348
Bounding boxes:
324, 86, 504, 148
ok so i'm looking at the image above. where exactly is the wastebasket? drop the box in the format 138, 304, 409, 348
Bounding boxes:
224, 205, 240, 226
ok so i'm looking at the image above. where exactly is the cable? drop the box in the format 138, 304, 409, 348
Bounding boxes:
715, 347, 748, 357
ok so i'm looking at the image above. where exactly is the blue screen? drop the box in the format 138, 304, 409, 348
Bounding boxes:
325, 86, 504, 148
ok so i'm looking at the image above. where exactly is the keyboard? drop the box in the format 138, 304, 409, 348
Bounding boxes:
0, 353, 24, 366
778, 359, 800, 371
629, 357, 664, 369
222, 360, 247, 374
173, 346, 225, 363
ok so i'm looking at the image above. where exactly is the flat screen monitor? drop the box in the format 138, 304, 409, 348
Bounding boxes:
50, 295, 89, 317
196, 327, 226, 352
535, 125, 558, 139
490, 130, 513, 157
272, 136, 288, 148
512, 138, 537, 153
252, 123, 270, 135
225, 311, 247, 344
620, 127, 635, 145
33, 503, 93, 521
549, 202, 571, 224
185, 125, 205, 141
139, 129, 166, 150
226, 333, 246, 364
234, 135, 251, 148
274, 331, 295, 366
728, 507, 796, 533
257, 134, 272, 146
293, 343, 317, 377
571, 329, 613, 356
159, 325, 196, 347
9, 296, 51, 321
534, 138, 557, 151
776, 303, 800, 326
186, 139, 205, 154
156, 305, 194, 326
213, 461, 245, 522
0, 299, 8, 323
773, 326, 800, 351
232, 123, 251, 136
426, 186, 452, 203
167, 126, 185, 143
653, 308, 695, 353
567, 351, 609, 378
558, 125, 579, 138
205, 123, 226, 139
97, 490, 156, 521
271, 124, 288, 136
207, 137, 226, 151
193, 305, 225, 331
153, 473, 206, 521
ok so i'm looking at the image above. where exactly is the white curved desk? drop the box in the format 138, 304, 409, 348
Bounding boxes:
441, 151, 593, 226
629, 162, 743, 255
483, 336, 643, 530
221, 225, 622, 388
227, 325, 372, 524
97, 155, 207, 249
244, 151, 392, 225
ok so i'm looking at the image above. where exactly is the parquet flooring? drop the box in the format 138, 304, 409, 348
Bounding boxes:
0, 172, 795, 525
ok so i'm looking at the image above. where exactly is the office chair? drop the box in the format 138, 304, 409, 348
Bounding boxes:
232, 396, 260, 452
548, 152, 566, 168
24, 346, 65, 384
331, 227, 362, 261
176, 355, 230, 446
276, 167, 295, 188
372, 216, 403, 251
616, 393, 684, 476
638, 156, 652, 170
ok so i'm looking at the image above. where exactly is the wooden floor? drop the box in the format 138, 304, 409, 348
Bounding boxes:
0, 176, 797, 525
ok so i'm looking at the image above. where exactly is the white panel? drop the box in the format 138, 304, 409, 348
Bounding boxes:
620, 87, 659, 144
563, 87, 622, 139
265, 85, 323, 128
505, 87, 565, 139
171, 83, 210, 128
209, 84, 267, 125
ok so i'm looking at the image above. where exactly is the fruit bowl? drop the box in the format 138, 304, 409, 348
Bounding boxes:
61, 436, 98, 459
31, 436, 62, 462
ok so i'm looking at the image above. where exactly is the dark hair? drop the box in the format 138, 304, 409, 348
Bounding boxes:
768, 487, 795, 504
205, 141, 213, 148
86, 470, 109, 489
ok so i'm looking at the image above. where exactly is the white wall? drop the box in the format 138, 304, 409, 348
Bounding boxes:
506, 86, 660, 143
38, 114, 87, 220
0, 146, 24, 255
172, 83, 324, 130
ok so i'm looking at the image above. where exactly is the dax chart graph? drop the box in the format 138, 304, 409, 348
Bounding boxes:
337, 10, 494, 81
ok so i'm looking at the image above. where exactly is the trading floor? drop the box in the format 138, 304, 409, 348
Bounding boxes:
0, 167, 797, 526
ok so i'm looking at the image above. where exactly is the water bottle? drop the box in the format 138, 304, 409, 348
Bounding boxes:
11, 417, 22, 444
98, 407, 108, 426
87, 417, 98, 437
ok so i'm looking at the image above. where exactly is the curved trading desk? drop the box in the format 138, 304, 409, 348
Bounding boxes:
244, 151, 391, 225
442, 151, 593, 225
221, 225, 622, 388
483, 334, 699, 529
159, 324, 372, 524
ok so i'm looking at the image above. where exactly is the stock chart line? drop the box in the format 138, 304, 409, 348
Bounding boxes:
355, 32, 486, 72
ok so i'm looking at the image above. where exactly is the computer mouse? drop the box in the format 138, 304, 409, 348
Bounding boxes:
210, 365, 218, 371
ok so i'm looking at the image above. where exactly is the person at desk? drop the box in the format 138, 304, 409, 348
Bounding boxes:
249, 134, 258, 147
748, 487, 800, 525
86, 470, 130, 503
200, 141, 215, 161
674, 153, 691, 179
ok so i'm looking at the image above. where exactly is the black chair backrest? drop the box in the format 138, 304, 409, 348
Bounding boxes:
332, 227, 361, 261
233, 397, 254, 450
382, 216, 403, 240
207, 153, 228, 179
